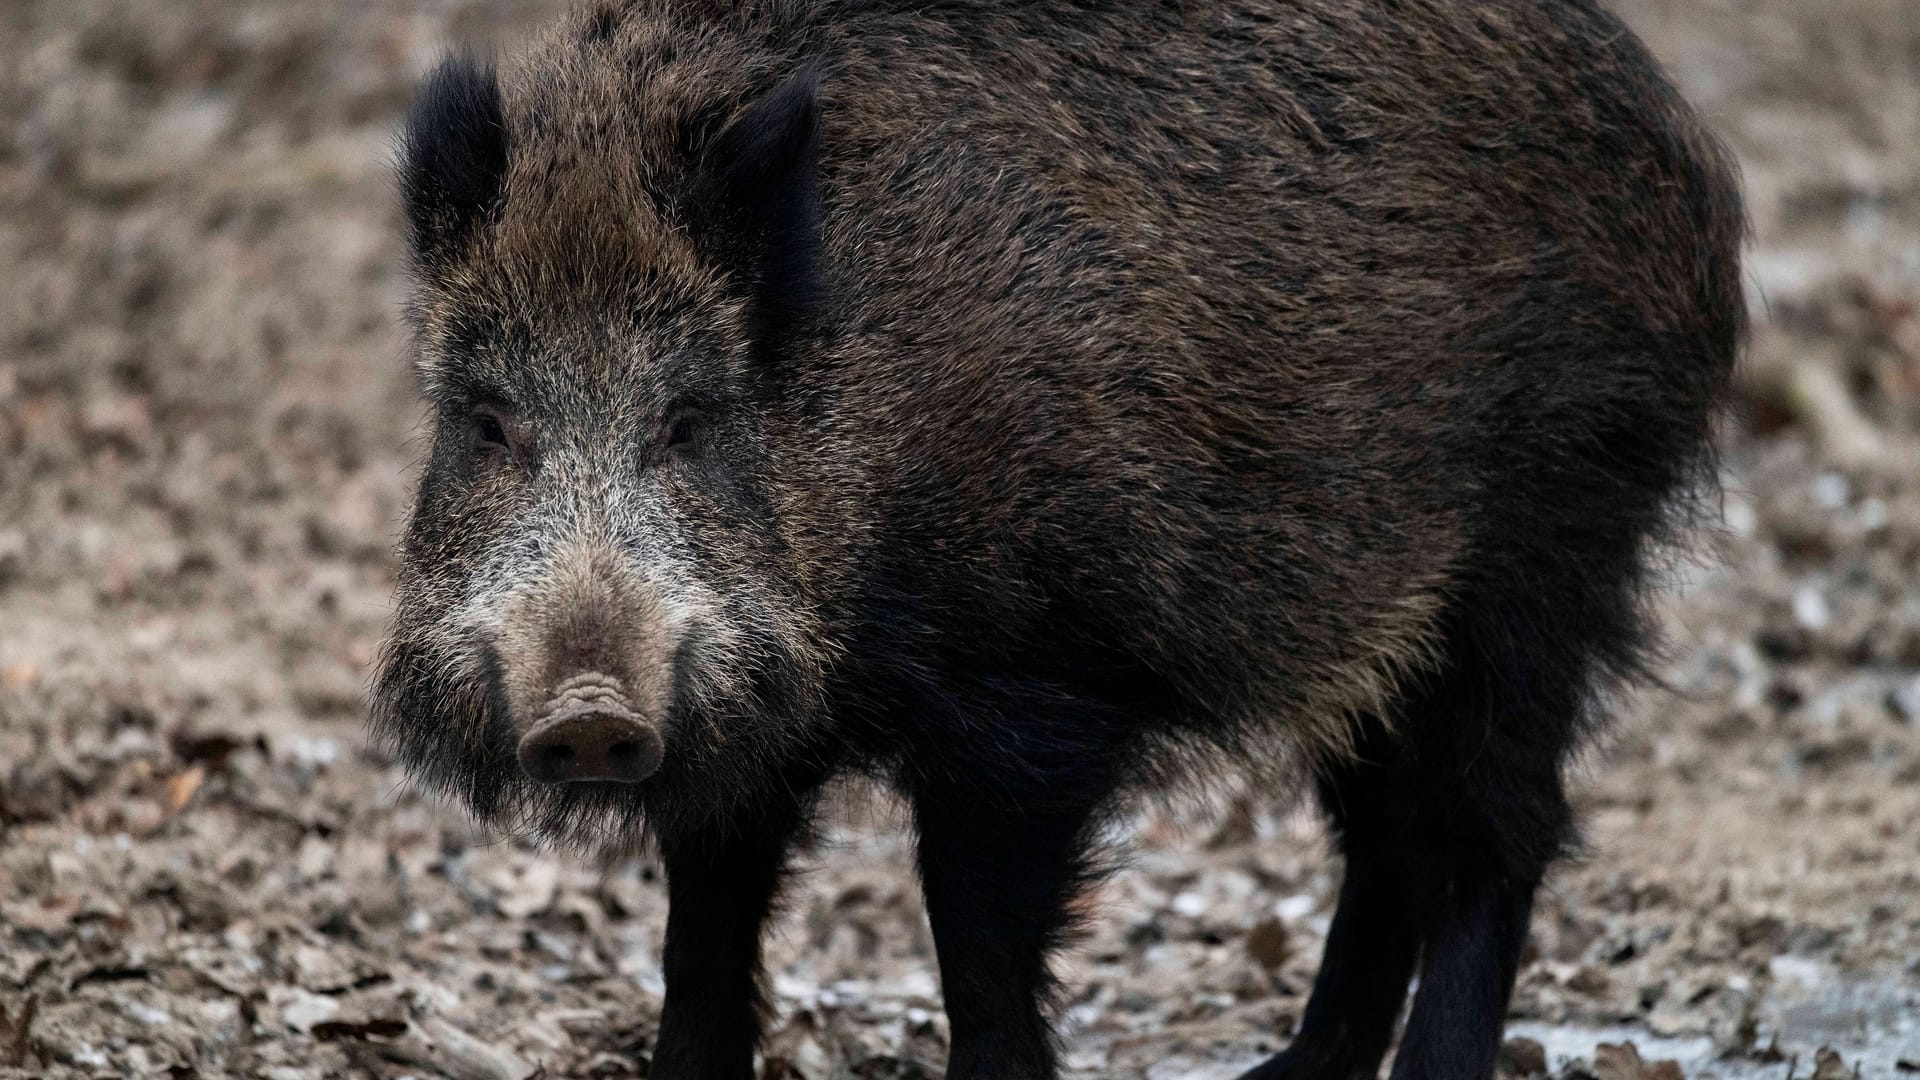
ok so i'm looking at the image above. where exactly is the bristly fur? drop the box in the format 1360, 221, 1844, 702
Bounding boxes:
373, 2, 1746, 1077
399, 50, 509, 269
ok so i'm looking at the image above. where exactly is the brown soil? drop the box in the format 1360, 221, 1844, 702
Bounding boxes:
2, 1, 1916, 1077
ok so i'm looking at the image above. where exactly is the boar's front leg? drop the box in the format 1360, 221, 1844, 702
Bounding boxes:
651, 798, 815, 1080
913, 787, 1103, 1080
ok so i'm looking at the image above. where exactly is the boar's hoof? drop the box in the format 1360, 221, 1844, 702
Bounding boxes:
518, 675, 663, 785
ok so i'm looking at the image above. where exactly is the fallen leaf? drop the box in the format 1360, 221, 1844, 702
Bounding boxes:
0, 996, 36, 1068
169, 729, 253, 768
1499, 1037, 1548, 1077
271, 987, 340, 1033
1244, 916, 1291, 971
164, 766, 206, 812
1, 895, 81, 934
1811, 1047, 1855, 1080
1592, 1042, 1685, 1080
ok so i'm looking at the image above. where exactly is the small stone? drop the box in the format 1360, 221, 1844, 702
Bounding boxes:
1887, 677, 1920, 723
1812, 472, 1850, 510
117, 797, 166, 837
1858, 497, 1890, 531
1792, 585, 1831, 630
1723, 497, 1757, 537
1273, 894, 1316, 921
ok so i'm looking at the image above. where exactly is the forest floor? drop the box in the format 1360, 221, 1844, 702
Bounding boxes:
1, 0, 1917, 1076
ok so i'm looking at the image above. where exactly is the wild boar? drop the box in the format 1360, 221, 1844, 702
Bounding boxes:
372, 1, 1744, 1076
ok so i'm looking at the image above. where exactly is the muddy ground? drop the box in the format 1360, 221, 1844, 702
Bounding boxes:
1, 1, 1917, 1077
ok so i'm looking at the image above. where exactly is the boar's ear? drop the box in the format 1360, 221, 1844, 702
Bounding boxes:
400, 52, 509, 269
698, 61, 825, 344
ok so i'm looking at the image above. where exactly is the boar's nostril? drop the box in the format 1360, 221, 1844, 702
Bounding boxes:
516, 674, 663, 785
525, 741, 575, 779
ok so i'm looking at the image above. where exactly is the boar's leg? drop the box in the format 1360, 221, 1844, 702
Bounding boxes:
1239, 631, 1578, 1080
1382, 636, 1577, 1080
652, 799, 816, 1080
913, 790, 1103, 1080
1388, 869, 1541, 1080
1384, 771, 1567, 1076
1241, 725, 1422, 1080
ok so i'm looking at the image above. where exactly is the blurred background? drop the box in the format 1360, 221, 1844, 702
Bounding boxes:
0, 1, 1916, 1076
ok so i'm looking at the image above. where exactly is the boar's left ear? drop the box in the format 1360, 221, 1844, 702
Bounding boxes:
697, 60, 826, 345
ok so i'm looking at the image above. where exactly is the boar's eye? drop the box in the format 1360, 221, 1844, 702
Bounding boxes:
469, 405, 515, 457
661, 408, 702, 453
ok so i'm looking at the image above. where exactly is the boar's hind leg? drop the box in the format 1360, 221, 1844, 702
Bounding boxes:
913, 788, 1103, 1080
1240, 629, 1580, 1080
651, 798, 818, 1080
1382, 638, 1577, 1080
1239, 721, 1423, 1080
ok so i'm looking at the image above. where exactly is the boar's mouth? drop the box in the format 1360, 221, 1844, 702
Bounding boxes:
372, 617, 813, 853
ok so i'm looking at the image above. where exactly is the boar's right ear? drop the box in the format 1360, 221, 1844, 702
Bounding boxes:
399, 52, 509, 270
697, 61, 825, 345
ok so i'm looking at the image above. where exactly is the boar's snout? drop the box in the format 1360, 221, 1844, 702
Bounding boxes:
517, 673, 664, 785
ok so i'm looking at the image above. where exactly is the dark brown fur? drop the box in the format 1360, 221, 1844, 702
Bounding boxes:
375, 2, 1745, 1076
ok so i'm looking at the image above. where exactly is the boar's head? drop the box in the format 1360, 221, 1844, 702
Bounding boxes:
372, 41, 841, 853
